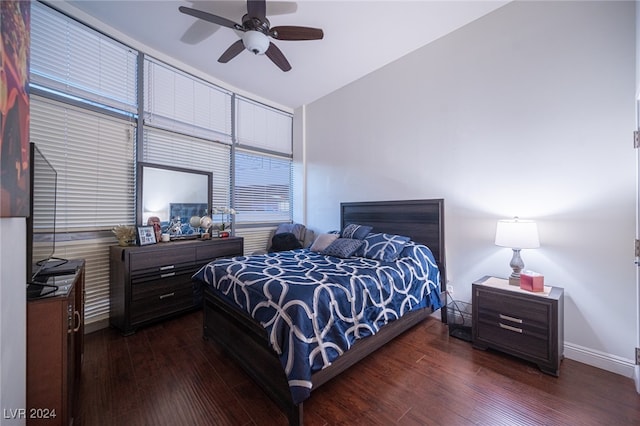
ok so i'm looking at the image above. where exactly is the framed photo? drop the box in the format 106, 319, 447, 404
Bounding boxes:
137, 226, 157, 246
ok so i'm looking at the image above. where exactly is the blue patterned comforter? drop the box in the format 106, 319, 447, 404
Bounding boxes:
192, 241, 442, 404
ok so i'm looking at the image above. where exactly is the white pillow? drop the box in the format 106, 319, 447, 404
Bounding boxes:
309, 233, 339, 252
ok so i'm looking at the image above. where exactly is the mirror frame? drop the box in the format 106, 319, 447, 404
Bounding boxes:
136, 162, 213, 226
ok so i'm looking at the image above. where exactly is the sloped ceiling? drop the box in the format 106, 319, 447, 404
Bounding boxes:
61, 0, 509, 109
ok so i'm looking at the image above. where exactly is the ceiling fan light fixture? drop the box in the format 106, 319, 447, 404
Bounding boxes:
242, 30, 269, 55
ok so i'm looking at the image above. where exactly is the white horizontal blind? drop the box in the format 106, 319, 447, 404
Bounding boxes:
55, 238, 113, 323
233, 226, 278, 255
235, 97, 293, 154
30, 96, 136, 232
144, 57, 233, 143
142, 127, 231, 209
30, 96, 135, 325
234, 149, 292, 224
30, 2, 137, 113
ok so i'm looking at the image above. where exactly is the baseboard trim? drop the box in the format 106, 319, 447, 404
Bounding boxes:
564, 341, 635, 379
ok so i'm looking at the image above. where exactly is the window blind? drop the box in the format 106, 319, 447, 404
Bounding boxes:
54, 237, 114, 323
30, 96, 136, 231
233, 226, 278, 255
144, 57, 233, 144
30, 2, 138, 113
235, 96, 293, 154
30, 96, 135, 325
234, 149, 292, 224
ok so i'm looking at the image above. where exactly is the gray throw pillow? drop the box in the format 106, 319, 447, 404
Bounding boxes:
341, 223, 373, 240
321, 238, 364, 259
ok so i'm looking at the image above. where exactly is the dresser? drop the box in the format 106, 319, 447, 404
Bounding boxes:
27, 260, 85, 426
472, 275, 564, 376
109, 237, 243, 335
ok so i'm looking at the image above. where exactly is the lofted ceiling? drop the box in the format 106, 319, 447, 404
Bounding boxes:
61, 0, 509, 110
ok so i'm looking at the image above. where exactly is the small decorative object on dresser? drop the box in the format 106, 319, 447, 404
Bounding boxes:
472, 275, 564, 376
520, 270, 544, 292
112, 224, 136, 247
137, 225, 157, 245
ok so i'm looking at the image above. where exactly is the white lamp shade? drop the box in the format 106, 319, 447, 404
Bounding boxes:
199, 216, 213, 229
495, 218, 540, 249
242, 30, 269, 55
189, 216, 202, 227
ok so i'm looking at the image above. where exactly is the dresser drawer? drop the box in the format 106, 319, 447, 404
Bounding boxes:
196, 238, 243, 263
129, 246, 196, 272
130, 271, 196, 325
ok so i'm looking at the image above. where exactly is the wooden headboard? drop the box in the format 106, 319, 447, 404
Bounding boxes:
340, 199, 446, 285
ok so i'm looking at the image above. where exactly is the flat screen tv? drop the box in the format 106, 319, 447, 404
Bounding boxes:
26, 142, 58, 283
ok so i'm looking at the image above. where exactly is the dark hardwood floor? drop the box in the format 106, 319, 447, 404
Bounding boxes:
77, 311, 640, 425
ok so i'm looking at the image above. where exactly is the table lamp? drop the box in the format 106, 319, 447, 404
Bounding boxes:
495, 217, 540, 285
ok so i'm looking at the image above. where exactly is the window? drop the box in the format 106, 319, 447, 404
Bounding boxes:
30, 1, 295, 326
233, 97, 293, 248
234, 149, 292, 224
30, 2, 137, 324
30, 2, 137, 113
143, 58, 232, 143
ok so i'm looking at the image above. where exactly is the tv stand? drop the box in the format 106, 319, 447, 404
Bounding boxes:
27, 259, 85, 426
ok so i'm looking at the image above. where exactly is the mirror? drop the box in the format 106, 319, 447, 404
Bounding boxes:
137, 162, 212, 228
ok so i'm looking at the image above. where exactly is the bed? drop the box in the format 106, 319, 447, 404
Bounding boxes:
192, 199, 447, 425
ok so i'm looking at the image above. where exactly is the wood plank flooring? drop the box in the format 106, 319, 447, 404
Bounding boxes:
76, 311, 640, 425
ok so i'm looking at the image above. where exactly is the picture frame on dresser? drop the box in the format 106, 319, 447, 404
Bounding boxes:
137, 226, 156, 245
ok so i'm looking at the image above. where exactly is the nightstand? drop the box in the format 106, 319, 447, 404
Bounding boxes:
472, 275, 564, 376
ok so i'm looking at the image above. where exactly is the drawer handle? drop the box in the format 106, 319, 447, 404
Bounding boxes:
159, 265, 175, 271
160, 272, 176, 278
499, 322, 523, 333
159, 292, 175, 300
73, 311, 81, 333
499, 314, 523, 324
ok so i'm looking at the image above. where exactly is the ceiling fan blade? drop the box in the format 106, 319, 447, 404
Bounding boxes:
218, 40, 246, 63
269, 26, 324, 41
265, 42, 291, 72
179, 6, 243, 31
246, 0, 267, 20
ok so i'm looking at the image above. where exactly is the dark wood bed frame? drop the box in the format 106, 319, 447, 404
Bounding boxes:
202, 199, 447, 425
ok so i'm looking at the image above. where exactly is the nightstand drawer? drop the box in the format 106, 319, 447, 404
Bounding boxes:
476, 291, 551, 326
475, 316, 549, 360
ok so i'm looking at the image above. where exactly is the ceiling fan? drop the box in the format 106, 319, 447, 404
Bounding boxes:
179, 0, 324, 72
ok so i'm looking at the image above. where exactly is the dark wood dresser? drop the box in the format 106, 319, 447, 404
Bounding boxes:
27, 260, 85, 426
109, 237, 243, 335
472, 275, 564, 376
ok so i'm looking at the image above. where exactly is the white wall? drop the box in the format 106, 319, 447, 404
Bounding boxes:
303, 1, 636, 375
0, 219, 26, 425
